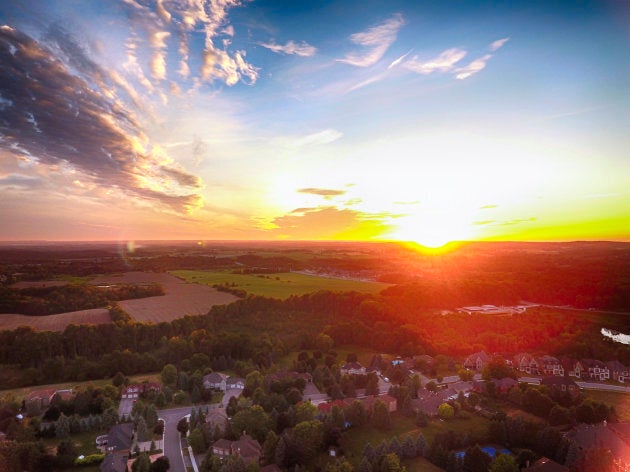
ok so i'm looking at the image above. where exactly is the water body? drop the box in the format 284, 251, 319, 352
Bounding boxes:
601, 327, 630, 345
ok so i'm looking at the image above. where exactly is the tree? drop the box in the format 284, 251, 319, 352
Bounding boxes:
136, 416, 150, 442
388, 436, 402, 458
132, 453, 152, 472
176, 417, 188, 437
230, 405, 271, 442
458, 369, 474, 381
150, 456, 170, 472
290, 420, 324, 464
425, 381, 437, 392
358, 457, 373, 472
438, 403, 454, 420
463, 446, 492, 472
346, 400, 367, 427
401, 435, 416, 459
490, 454, 519, 472
415, 433, 428, 457
188, 427, 207, 455
161, 364, 178, 388
373, 399, 391, 430
377, 452, 406, 472
55, 439, 78, 470
55, 413, 70, 438
263, 431, 279, 466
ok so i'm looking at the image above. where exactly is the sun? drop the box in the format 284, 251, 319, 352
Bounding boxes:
388, 207, 474, 249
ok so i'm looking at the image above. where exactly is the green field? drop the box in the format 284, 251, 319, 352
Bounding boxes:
171, 270, 391, 299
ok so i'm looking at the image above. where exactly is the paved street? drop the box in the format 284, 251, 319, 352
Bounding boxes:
576, 381, 630, 393
220, 388, 243, 407
158, 406, 197, 472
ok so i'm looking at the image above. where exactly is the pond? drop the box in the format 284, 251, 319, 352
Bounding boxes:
455, 445, 512, 459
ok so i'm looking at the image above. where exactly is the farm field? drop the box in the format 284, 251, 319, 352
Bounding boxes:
91, 272, 238, 322
171, 270, 391, 300
0, 308, 111, 332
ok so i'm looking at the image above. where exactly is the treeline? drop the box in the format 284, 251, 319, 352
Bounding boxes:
0, 283, 164, 316
0, 290, 628, 388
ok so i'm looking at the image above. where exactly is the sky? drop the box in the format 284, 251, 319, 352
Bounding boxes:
0, 0, 629, 246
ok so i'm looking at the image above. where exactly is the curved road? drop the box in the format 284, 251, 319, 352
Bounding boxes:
159, 406, 195, 472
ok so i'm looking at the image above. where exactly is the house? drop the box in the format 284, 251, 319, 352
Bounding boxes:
378, 394, 398, 413
513, 353, 540, 375
121, 385, 141, 400
472, 378, 518, 396
463, 351, 490, 371
100, 423, 134, 472
605, 360, 630, 383
203, 372, 229, 391
537, 356, 564, 376
541, 377, 580, 397
561, 358, 585, 379
205, 408, 229, 434
23, 388, 56, 414
581, 359, 610, 381
566, 423, 630, 471
340, 362, 366, 376
226, 377, 245, 390
211, 434, 262, 464
523, 457, 569, 471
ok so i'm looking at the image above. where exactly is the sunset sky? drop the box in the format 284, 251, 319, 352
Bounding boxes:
1, 0, 629, 246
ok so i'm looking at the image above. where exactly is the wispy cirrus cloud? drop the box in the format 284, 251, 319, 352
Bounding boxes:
454, 54, 493, 80
490, 37, 510, 52
298, 188, 346, 197
259, 39, 317, 57
338, 13, 405, 67
0, 25, 203, 214
403, 48, 467, 75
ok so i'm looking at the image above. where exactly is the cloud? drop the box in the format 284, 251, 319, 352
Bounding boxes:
269, 206, 392, 240
0, 173, 44, 189
338, 13, 405, 67
121, 0, 258, 87
454, 54, 493, 80
403, 48, 467, 75
0, 26, 203, 214
298, 188, 346, 197
480, 204, 498, 209
287, 129, 343, 147
259, 39, 317, 57
489, 37, 510, 52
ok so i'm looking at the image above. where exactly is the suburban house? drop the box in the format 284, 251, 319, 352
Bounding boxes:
565, 422, 630, 472
463, 351, 490, 371
205, 408, 229, 434
561, 358, 586, 378
100, 423, 135, 472
472, 378, 518, 396
340, 362, 366, 376
121, 383, 161, 400
412, 387, 459, 416
226, 377, 245, 390
523, 457, 569, 471
541, 377, 580, 397
203, 372, 229, 391
581, 359, 610, 381
537, 355, 564, 376
513, 353, 540, 375
23, 388, 57, 414
211, 433, 262, 464
605, 360, 629, 383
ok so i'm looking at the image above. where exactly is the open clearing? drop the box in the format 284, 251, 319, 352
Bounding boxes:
0, 308, 111, 332
90, 271, 238, 322
171, 270, 391, 299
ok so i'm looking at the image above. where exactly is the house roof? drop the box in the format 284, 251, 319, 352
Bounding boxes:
100, 453, 128, 472
107, 423, 134, 452
538, 355, 560, 364
233, 434, 262, 460
212, 438, 233, 450
24, 388, 56, 402
52, 389, 75, 402
608, 421, 630, 441
227, 377, 245, 385
464, 351, 490, 364
581, 358, 606, 369
204, 372, 228, 383
341, 362, 363, 370
524, 457, 569, 471
605, 360, 627, 371
567, 423, 630, 463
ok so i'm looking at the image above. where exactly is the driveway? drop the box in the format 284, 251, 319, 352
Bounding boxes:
220, 389, 243, 407
118, 398, 134, 418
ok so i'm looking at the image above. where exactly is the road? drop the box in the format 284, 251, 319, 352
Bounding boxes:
158, 406, 196, 472
575, 382, 630, 393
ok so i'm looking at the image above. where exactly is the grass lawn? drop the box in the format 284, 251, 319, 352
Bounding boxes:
275, 345, 379, 370
171, 270, 391, 299
584, 389, 630, 421
340, 412, 491, 468
42, 430, 102, 456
